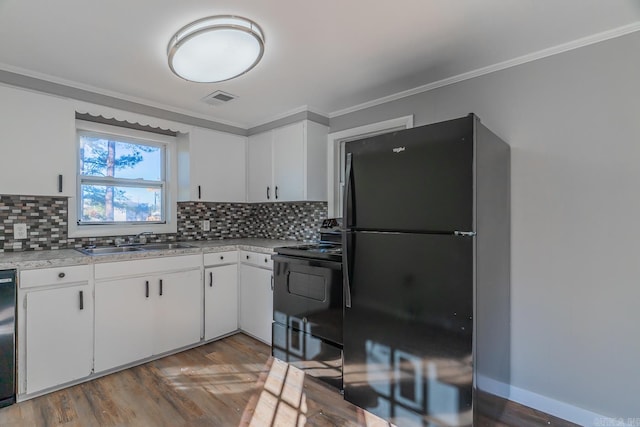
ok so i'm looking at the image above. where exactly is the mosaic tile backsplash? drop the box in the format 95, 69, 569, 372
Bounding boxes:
0, 195, 327, 252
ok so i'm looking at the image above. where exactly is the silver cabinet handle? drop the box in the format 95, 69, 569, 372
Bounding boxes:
270, 275, 274, 291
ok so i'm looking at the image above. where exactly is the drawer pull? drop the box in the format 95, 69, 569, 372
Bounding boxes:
220, 255, 224, 260
145, 281, 149, 298
159, 279, 163, 296
58, 272, 66, 278
79, 290, 84, 310
264, 257, 268, 263
246, 255, 250, 260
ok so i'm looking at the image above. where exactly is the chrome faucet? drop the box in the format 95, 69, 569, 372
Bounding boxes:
134, 231, 153, 244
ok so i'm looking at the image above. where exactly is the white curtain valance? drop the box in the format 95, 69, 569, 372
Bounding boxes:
74, 101, 192, 134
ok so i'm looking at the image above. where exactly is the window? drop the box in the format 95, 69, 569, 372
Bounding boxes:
71, 120, 177, 237
78, 133, 165, 224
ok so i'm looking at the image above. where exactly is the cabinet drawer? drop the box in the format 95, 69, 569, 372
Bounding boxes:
204, 251, 238, 266
240, 251, 273, 269
95, 254, 201, 280
20, 264, 92, 289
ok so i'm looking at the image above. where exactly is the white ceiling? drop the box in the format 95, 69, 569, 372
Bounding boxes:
0, 0, 639, 128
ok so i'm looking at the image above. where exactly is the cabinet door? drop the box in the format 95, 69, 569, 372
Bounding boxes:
0, 85, 76, 196
247, 131, 273, 202
273, 122, 305, 201
153, 269, 202, 355
26, 284, 93, 393
239, 264, 273, 344
95, 277, 154, 372
204, 264, 238, 340
191, 127, 247, 202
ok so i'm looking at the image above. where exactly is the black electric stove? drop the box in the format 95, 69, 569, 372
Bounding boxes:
271, 218, 344, 390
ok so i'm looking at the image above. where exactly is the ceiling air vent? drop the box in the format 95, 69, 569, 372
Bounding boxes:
201, 90, 238, 106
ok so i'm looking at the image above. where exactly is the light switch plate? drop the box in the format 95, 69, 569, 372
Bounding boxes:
14, 223, 27, 239
202, 220, 211, 232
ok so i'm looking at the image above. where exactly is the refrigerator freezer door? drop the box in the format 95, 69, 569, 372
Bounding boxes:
343, 232, 473, 426
344, 116, 473, 233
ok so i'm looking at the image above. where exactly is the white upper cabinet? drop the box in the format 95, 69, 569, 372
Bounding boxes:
247, 130, 273, 202
178, 126, 247, 202
247, 120, 328, 202
0, 85, 76, 196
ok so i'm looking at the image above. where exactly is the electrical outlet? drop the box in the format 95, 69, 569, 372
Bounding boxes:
202, 220, 211, 232
14, 223, 27, 239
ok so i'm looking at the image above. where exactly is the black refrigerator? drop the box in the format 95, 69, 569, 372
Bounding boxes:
341, 114, 510, 427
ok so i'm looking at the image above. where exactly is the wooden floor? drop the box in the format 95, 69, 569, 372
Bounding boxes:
0, 333, 578, 427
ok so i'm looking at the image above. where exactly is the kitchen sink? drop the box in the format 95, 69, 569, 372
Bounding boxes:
140, 243, 194, 250
76, 242, 194, 255
77, 246, 145, 255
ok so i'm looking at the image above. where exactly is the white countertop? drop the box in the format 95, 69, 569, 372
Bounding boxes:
0, 238, 301, 270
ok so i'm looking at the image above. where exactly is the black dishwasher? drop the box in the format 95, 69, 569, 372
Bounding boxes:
0, 269, 16, 408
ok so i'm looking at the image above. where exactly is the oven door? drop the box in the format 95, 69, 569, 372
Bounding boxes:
272, 255, 343, 345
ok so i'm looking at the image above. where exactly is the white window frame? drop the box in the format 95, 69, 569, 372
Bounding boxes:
326, 116, 414, 217
69, 120, 178, 238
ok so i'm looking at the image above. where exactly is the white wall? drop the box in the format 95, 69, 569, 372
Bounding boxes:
330, 31, 640, 421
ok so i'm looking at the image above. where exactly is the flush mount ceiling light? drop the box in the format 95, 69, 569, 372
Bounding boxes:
167, 15, 265, 83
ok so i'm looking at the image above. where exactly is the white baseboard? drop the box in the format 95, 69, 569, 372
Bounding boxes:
477, 375, 620, 427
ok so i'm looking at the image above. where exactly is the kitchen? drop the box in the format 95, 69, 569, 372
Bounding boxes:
1, 1, 640, 426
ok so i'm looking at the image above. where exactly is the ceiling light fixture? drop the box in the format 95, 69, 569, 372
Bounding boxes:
167, 15, 265, 83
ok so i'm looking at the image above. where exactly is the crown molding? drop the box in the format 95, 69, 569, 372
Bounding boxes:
0, 62, 248, 131
248, 104, 330, 129
329, 21, 640, 119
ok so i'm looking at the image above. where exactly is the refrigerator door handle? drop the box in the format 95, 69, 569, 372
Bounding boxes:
343, 230, 352, 308
343, 152, 353, 228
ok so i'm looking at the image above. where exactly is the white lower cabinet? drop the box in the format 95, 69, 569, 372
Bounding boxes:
19, 249, 278, 398
94, 256, 202, 373
204, 264, 238, 340
94, 276, 155, 372
154, 269, 202, 354
239, 252, 274, 345
25, 283, 93, 394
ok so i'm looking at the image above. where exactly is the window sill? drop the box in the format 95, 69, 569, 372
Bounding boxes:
67, 221, 177, 238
